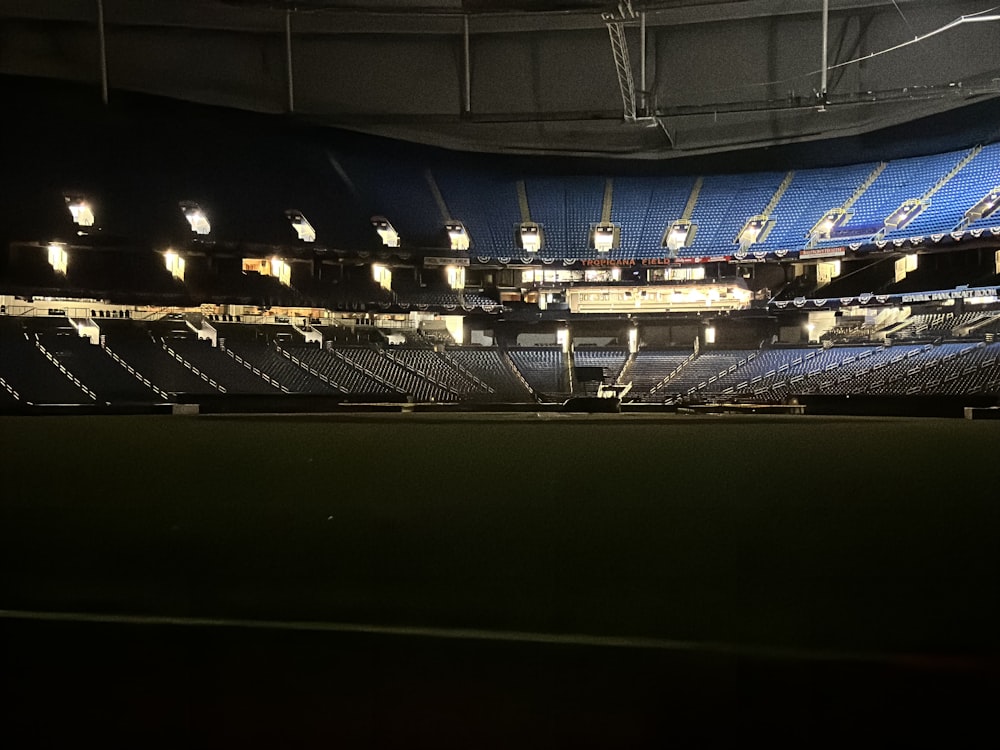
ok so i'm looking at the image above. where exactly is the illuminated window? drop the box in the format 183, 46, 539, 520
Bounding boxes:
180, 201, 210, 235
371, 216, 400, 247
239, 256, 290, 286
446, 221, 470, 251
893, 254, 917, 283
650, 266, 704, 282
817, 260, 842, 285
286, 210, 316, 243
65, 195, 94, 227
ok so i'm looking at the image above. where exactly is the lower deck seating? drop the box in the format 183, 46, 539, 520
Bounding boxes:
388, 348, 495, 399
165, 338, 282, 394
100, 321, 219, 395
37, 329, 163, 402
507, 347, 569, 398
444, 348, 534, 402
0, 318, 94, 404
4, 314, 1000, 405
572, 347, 629, 383
222, 341, 340, 394
624, 350, 693, 399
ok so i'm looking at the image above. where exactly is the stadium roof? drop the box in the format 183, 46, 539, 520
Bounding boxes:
3, 0, 1000, 159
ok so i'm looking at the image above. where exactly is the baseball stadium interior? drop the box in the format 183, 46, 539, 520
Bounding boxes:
2, 0, 1000, 745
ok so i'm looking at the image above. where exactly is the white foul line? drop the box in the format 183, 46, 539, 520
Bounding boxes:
0, 608, 970, 668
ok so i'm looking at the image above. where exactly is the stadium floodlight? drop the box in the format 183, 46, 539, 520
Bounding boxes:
372, 263, 392, 291
285, 210, 316, 243
736, 216, 773, 247
47, 242, 68, 274
663, 221, 696, 252
446, 221, 470, 251
557, 327, 570, 353
518, 222, 542, 252
883, 199, 926, 231
180, 201, 211, 235
64, 194, 95, 227
270, 257, 291, 287
163, 249, 185, 281
894, 253, 918, 283
446, 265, 465, 290
591, 223, 618, 252
371, 216, 400, 247
965, 187, 1000, 224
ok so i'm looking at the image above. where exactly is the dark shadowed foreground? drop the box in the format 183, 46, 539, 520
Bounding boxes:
2, 413, 997, 746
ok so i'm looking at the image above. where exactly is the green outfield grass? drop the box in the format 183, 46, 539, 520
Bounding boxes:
3, 412, 998, 746
2, 412, 998, 657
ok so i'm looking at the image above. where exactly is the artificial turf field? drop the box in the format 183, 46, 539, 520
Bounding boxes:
1, 412, 998, 746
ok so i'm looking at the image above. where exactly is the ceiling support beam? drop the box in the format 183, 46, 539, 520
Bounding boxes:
607, 20, 638, 121
639, 11, 648, 117
285, 9, 295, 113
820, 0, 830, 106
463, 15, 471, 115
604, 2, 640, 122
96, 0, 108, 105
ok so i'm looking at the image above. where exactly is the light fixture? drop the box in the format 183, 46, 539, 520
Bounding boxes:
518, 222, 542, 252
664, 221, 696, 252
47, 243, 68, 275
810, 209, 850, 239
883, 199, 926, 231
65, 195, 95, 227
965, 187, 1000, 224
180, 201, 210, 235
736, 216, 773, 246
372, 263, 392, 291
447, 265, 465, 290
270, 257, 291, 286
286, 210, 316, 243
371, 216, 400, 247
164, 249, 185, 281
446, 221, 470, 251
592, 223, 618, 252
